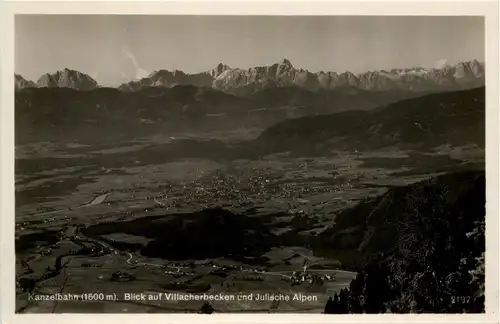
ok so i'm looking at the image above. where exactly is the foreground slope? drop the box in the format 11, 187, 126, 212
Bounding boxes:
318, 170, 485, 313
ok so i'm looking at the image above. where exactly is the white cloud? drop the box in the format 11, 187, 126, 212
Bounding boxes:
122, 46, 150, 80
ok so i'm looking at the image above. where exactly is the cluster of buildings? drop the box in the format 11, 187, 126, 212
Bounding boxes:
290, 271, 323, 285
289, 262, 337, 285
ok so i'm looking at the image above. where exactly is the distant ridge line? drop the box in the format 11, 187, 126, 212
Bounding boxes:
15, 59, 485, 93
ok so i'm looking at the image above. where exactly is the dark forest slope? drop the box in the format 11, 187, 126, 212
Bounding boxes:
255, 87, 485, 153
318, 170, 485, 313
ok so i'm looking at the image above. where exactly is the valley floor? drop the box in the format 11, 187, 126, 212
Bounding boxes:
14, 131, 485, 313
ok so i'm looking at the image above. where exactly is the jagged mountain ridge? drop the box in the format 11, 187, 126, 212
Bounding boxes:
35, 68, 98, 91
15, 74, 36, 91
118, 70, 213, 92
16, 59, 484, 93
118, 59, 485, 93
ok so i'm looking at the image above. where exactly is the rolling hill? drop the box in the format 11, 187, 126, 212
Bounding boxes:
81, 207, 275, 260
15, 83, 440, 144
254, 87, 485, 154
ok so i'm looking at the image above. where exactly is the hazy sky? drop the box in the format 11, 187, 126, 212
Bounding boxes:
15, 15, 484, 86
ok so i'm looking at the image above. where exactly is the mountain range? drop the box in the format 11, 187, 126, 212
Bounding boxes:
15, 68, 98, 91
15, 59, 484, 94
15, 74, 36, 90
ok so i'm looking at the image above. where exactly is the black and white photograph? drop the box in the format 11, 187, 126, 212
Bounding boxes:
9, 11, 494, 315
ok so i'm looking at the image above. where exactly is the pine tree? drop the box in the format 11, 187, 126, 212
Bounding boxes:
200, 302, 214, 314
348, 271, 364, 313
324, 296, 334, 314
364, 262, 390, 313
339, 288, 349, 313
332, 293, 341, 313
